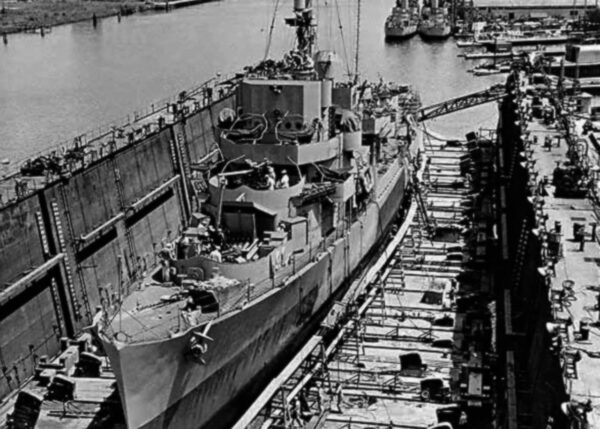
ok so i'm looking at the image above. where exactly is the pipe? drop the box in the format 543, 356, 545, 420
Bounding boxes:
191, 148, 221, 169
216, 155, 245, 229
0, 253, 65, 307
129, 175, 180, 211
79, 175, 180, 243
79, 213, 125, 243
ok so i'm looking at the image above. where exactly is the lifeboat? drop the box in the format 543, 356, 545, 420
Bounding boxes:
222, 113, 268, 142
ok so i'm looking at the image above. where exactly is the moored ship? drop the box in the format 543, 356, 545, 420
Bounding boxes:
96, 1, 422, 428
418, 0, 452, 40
385, 0, 419, 40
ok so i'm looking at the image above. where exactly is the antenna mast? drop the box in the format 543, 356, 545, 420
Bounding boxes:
354, 0, 361, 83
285, 0, 317, 56
264, 0, 282, 60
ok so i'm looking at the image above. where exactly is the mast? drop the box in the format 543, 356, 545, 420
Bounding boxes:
354, 0, 361, 83
285, 0, 317, 56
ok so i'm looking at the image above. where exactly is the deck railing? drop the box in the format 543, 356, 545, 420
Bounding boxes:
0, 72, 242, 207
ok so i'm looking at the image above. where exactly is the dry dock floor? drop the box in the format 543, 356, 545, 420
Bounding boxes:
305, 138, 496, 429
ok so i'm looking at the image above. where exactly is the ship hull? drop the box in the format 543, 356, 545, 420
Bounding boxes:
385, 25, 418, 40
418, 25, 452, 39
102, 144, 416, 428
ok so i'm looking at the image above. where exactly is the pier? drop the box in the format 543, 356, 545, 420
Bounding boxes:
152, 0, 218, 11
497, 67, 600, 428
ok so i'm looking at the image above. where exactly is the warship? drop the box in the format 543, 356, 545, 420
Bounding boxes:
418, 0, 452, 40
93, 1, 422, 428
0, 0, 422, 427
384, 0, 419, 40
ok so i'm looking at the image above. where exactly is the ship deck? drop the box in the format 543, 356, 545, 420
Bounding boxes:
237, 132, 499, 429
100, 121, 415, 345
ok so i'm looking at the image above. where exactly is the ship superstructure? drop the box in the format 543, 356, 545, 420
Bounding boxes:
418, 0, 452, 40
385, 0, 419, 40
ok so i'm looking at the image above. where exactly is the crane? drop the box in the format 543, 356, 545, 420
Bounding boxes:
416, 84, 507, 122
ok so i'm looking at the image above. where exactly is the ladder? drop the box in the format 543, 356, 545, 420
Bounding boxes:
170, 138, 190, 219
177, 133, 192, 186
178, 132, 195, 213
50, 200, 82, 321
506, 140, 520, 185
60, 186, 93, 322
511, 218, 529, 288
38, 208, 67, 334
35, 211, 51, 256
49, 277, 66, 335
111, 158, 138, 284
412, 174, 436, 237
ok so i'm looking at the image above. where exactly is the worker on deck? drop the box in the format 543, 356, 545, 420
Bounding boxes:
289, 397, 304, 428
332, 382, 348, 413
299, 389, 314, 420
209, 246, 222, 263
266, 166, 276, 190
159, 259, 176, 282
315, 381, 328, 414
277, 169, 290, 189
214, 227, 226, 247
178, 236, 191, 259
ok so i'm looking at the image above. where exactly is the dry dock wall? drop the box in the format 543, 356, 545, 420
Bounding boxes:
498, 89, 567, 429
0, 94, 236, 400
0, 196, 47, 287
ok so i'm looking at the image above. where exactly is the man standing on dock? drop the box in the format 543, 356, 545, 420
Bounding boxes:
332, 382, 349, 413
316, 381, 328, 414
289, 397, 304, 428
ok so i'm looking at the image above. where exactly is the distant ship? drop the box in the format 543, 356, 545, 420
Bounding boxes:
418, 0, 452, 40
97, 1, 422, 428
385, 0, 419, 40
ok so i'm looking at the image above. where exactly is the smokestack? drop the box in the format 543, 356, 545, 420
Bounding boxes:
431, 0, 439, 9
402, 0, 409, 9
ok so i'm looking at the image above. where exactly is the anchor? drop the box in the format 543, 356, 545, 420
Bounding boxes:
188, 321, 214, 365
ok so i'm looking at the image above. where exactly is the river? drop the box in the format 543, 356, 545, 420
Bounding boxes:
0, 0, 503, 162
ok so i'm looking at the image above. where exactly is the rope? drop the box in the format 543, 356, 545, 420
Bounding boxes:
334, 0, 352, 80
264, 0, 281, 61
420, 121, 436, 152
354, 0, 361, 83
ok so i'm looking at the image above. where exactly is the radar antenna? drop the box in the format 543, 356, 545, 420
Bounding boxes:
285, 0, 317, 56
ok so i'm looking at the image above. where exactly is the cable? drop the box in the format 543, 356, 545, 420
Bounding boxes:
334, 0, 352, 79
354, 0, 361, 83
264, 0, 281, 61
